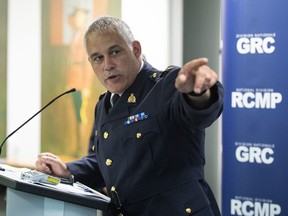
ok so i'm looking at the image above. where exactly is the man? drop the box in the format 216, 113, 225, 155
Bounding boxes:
36, 16, 224, 216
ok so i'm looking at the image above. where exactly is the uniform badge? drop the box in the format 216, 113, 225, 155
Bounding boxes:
127, 93, 136, 103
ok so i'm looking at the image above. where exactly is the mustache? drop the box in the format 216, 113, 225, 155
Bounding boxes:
106, 70, 121, 79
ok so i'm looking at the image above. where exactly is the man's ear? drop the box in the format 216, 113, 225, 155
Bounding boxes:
132, 40, 142, 58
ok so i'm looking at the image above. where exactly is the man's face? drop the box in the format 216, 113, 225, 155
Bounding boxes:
86, 31, 141, 94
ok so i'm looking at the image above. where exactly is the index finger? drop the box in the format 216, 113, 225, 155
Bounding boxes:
181, 58, 209, 75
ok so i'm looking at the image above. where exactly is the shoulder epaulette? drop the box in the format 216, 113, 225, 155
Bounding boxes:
161, 65, 176, 77
98, 92, 106, 101
149, 70, 161, 82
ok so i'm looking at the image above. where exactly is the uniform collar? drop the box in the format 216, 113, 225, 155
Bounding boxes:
103, 61, 155, 123
110, 59, 144, 105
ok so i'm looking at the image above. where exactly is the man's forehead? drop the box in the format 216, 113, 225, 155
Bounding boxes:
87, 32, 128, 47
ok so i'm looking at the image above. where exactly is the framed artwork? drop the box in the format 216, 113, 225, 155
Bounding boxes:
41, 0, 121, 161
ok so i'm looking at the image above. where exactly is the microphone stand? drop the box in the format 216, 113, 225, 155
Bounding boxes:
0, 88, 76, 159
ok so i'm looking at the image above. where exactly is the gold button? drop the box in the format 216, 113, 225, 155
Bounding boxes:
106, 159, 113, 166
103, 131, 109, 139
92, 145, 95, 151
152, 72, 157, 78
118, 214, 124, 216
136, 132, 142, 139
111, 186, 116, 192
185, 208, 192, 214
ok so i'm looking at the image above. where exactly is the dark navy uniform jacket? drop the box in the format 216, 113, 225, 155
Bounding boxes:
67, 61, 224, 216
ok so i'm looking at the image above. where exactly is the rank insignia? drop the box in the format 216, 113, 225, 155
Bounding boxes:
124, 112, 148, 125
152, 72, 157, 78
127, 93, 136, 103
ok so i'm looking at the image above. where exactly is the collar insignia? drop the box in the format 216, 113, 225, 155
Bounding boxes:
127, 93, 136, 103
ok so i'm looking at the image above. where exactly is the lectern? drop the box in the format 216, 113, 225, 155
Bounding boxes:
0, 165, 110, 216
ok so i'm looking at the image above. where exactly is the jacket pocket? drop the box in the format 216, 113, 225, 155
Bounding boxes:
146, 181, 212, 216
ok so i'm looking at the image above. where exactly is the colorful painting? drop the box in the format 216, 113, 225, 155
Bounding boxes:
41, 0, 121, 161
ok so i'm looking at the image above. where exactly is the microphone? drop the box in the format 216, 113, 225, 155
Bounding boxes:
0, 88, 76, 156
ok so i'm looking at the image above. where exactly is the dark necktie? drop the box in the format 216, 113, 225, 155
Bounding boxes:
111, 94, 120, 107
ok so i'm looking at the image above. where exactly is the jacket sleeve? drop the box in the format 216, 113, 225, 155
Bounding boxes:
66, 122, 105, 190
66, 155, 105, 190
161, 68, 224, 129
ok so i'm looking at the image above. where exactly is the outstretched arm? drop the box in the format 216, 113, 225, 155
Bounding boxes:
175, 58, 219, 109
